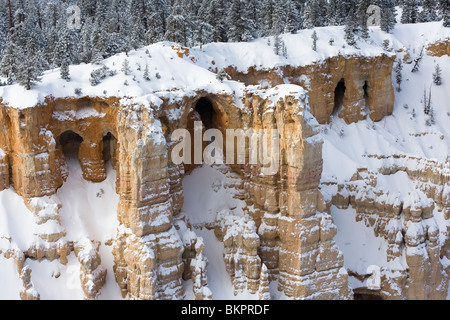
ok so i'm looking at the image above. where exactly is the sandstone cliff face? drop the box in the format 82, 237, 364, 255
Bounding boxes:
1, 50, 443, 301
225, 54, 395, 124
324, 155, 450, 300
426, 38, 450, 57
0, 84, 352, 299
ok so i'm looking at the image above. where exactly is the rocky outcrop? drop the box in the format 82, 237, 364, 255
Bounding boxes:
426, 38, 450, 57
0, 51, 403, 300
215, 210, 261, 295
324, 155, 450, 300
74, 239, 107, 300
19, 266, 40, 300
225, 54, 395, 124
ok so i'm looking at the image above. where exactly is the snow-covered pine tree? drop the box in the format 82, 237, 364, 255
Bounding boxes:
283, 0, 300, 34
226, 0, 247, 42
243, 0, 260, 39
60, 59, 70, 81
90, 19, 108, 61
423, 87, 435, 125
261, 0, 275, 35
326, 0, 339, 26
273, 29, 281, 55
216, 69, 227, 82
144, 0, 169, 44
143, 64, 150, 81
311, 30, 318, 51
395, 58, 403, 92
440, 0, 450, 27
164, 0, 190, 46
344, 9, 357, 46
336, 0, 357, 26
121, 59, 132, 75
53, 27, 71, 68
420, 0, 439, 22
199, 0, 227, 43
0, 2, 9, 55
23, 0, 45, 52
433, 64, 442, 85
0, 39, 21, 84
17, 42, 43, 90
357, 0, 371, 39
196, 0, 215, 46
401, 0, 419, 24
302, 0, 326, 28
379, 0, 397, 33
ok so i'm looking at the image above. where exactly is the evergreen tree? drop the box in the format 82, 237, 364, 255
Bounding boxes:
326, 0, 340, 26
243, 0, 260, 39
90, 20, 107, 60
164, 0, 190, 46
311, 30, 318, 51
433, 64, 442, 85
60, 59, 70, 81
357, 0, 371, 39
227, 0, 247, 42
283, 0, 300, 34
401, 0, 419, 24
196, 0, 215, 46
344, 10, 357, 46
261, 0, 276, 35
53, 27, 71, 68
302, 0, 326, 28
420, 0, 439, 22
336, 0, 357, 26
440, 0, 450, 27
143, 64, 150, 81
121, 59, 132, 75
394, 58, 403, 92
17, 42, 43, 90
200, 0, 227, 43
0, 39, 21, 84
379, 0, 397, 33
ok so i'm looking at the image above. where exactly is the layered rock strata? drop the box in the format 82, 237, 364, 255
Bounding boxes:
0, 53, 401, 300
323, 155, 450, 300
224, 54, 395, 124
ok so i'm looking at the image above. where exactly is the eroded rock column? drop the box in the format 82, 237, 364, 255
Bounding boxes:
112, 105, 184, 300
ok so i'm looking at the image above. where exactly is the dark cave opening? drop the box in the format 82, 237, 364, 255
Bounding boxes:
59, 130, 83, 159
333, 79, 346, 115
102, 132, 117, 163
363, 80, 370, 107
195, 97, 217, 130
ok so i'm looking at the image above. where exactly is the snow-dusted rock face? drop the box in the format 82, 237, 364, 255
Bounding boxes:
0, 79, 353, 299
0, 26, 448, 300
426, 38, 450, 57
225, 54, 396, 125
324, 157, 450, 299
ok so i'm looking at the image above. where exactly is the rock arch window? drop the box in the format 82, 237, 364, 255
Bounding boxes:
363, 80, 370, 109
195, 97, 218, 130
58, 130, 83, 159
333, 79, 346, 115
102, 132, 118, 168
